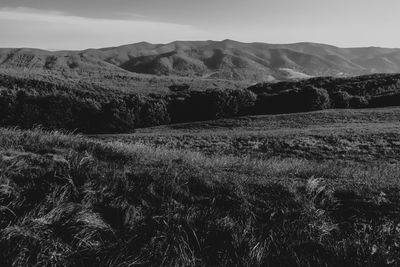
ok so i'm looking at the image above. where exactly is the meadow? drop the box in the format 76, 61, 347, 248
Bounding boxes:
2, 105, 400, 266
96, 107, 400, 162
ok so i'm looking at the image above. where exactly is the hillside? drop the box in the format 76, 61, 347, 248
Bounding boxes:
96, 107, 400, 162
2, 40, 400, 82
2, 120, 400, 266
0, 68, 247, 97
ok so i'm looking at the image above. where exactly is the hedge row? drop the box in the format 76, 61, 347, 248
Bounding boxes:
0, 89, 256, 133
1, 73, 400, 133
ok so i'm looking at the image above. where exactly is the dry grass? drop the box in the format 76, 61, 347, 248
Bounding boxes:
0, 128, 400, 266
96, 107, 400, 163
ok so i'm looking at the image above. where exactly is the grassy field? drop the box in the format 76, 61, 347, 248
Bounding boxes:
1, 107, 400, 266
95, 107, 400, 162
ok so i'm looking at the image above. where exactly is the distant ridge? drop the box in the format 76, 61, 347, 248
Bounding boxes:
1, 40, 400, 82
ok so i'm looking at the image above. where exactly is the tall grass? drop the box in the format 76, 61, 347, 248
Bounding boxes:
1, 128, 400, 266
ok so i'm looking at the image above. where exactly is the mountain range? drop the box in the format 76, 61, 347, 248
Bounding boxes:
1, 40, 400, 82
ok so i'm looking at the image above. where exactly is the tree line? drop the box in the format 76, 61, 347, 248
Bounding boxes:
1, 73, 400, 133
0, 89, 256, 133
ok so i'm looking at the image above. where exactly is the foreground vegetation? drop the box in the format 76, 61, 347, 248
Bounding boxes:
1, 127, 400, 266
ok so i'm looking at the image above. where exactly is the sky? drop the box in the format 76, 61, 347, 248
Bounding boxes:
0, 0, 400, 50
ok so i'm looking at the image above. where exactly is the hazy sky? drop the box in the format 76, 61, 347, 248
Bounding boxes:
1, 0, 399, 50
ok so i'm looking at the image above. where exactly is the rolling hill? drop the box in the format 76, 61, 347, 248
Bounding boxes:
1, 40, 400, 82
3, 113, 400, 266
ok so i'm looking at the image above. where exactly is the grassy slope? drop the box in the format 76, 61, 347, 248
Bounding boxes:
1, 111, 400, 265
95, 107, 400, 162
0, 68, 248, 97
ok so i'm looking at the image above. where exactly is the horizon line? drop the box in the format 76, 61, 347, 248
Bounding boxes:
1, 39, 400, 52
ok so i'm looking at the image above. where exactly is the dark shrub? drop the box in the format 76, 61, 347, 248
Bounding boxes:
168, 89, 257, 123
254, 90, 299, 114
206, 89, 257, 119
101, 99, 135, 133
13, 92, 103, 133
254, 86, 330, 115
331, 91, 352, 108
369, 93, 400, 108
140, 97, 171, 127
301, 86, 331, 111
72, 99, 102, 133
226, 89, 257, 116
349, 96, 369, 108
0, 94, 15, 125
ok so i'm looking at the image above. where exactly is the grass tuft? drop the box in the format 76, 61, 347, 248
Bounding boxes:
1, 128, 400, 266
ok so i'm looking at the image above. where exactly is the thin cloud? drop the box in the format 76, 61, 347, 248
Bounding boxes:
0, 7, 214, 50
0, 7, 149, 22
